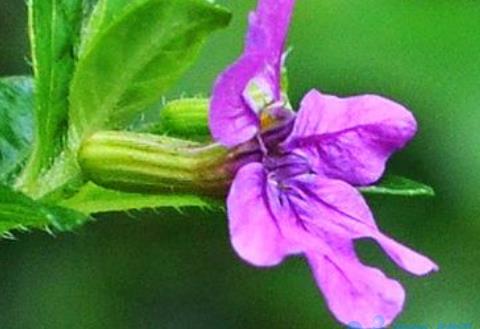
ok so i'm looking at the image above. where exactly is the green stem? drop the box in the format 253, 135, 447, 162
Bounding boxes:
16, 149, 83, 200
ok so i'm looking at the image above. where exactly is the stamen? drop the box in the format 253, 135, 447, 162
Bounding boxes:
256, 133, 268, 156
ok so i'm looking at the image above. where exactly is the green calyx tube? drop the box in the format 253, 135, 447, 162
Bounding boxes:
78, 131, 234, 196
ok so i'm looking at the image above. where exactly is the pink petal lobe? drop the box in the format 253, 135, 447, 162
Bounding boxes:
286, 89, 417, 185
285, 175, 438, 276
227, 163, 293, 266
245, 0, 295, 99
307, 246, 405, 328
209, 55, 262, 147
209, 0, 295, 147
374, 234, 439, 276
284, 175, 379, 239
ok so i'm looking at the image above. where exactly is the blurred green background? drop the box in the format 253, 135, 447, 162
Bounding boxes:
1, 0, 479, 328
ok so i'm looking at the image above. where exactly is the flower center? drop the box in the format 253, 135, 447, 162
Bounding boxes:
260, 110, 277, 130
242, 76, 293, 131
265, 150, 313, 183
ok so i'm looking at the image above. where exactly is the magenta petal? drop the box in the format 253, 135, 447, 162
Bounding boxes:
284, 175, 379, 239
246, 0, 295, 57
209, 55, 262, 147
286, 175, 438, 275
307, 246, 405, 328
209, 0, 295, 147
375, 234, 439, 276
245, 0, 295, 97
227, 163, 293, 266
285, 90, 417, 185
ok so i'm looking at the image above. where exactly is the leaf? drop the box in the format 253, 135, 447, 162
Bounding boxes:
0, 77, 34, 184
68, 0, 231, 146
0, 184, 89, 236
59, 182, 220, 215
79, 0, 100, 52
18, 0, 84, 189
359, 175, 435, 197
78, 0, 134, 55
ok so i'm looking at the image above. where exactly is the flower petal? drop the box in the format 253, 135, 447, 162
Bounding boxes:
267, 175, 435, 325
374, 234, 439, 276
209, 0, 295, 147
284, 174, 379, 238
209, 55, 262, 147
285, 90, 417, 185
307, 245, 405, 328
227, 163, 294, 266
245, 0, 295, 83
285, 175, 438, 276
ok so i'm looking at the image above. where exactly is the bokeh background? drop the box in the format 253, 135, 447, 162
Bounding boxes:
1, 0, 479, 328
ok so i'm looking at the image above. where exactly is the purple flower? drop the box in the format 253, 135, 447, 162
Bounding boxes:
209, 0, 438, 327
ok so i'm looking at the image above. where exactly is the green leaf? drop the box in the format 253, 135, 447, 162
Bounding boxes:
59, 182, 220, 215
0, 184, 89, 236
0, 77, 34, 184
18, 0, 84, 190
359, 175, 435, 197
68, 0, 231, 146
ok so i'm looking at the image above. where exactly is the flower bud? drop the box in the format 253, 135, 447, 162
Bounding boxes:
152, 98, 210, 140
